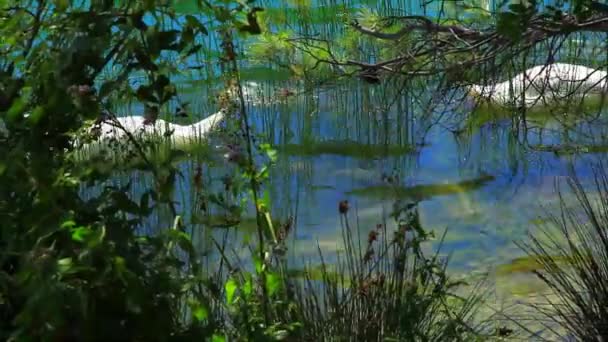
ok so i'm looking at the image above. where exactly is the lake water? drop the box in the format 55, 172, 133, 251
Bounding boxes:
82, 1, 608, 320
99, 75, 608, 279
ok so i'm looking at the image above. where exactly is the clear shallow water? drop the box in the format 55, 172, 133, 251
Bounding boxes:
250, 84, 608, 273
79, 2, 608, 310
91, 77, 608, 280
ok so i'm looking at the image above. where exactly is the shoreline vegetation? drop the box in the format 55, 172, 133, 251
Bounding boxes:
3, 0, 608, 340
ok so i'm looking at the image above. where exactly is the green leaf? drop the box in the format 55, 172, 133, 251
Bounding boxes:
497, 12, 524, 41
54, 0, 69, 12
237, 9, 263, 35
259, 189, 272, 211
264, 211, 277, 242
242, 275, 252, 298
225, 278, 237, 304
130, 12, 148, 31
136, 85, 157, 102
111, 192, 141, 214
133, 48, 158, 71
508, 3, 528, 13
6, 97, 26, 122
211, 335, 225, 342
99, 80, 118, 98
28, 106, 45, 125
266, 271, 281, 296
214, 7, 232, 22
61, 220, 77, 229
181, 27, 194, 45
266, 148, 278, 162
253, 255, 263, 274
185, 15, 208, 35
57, 257, 73, 273
273, 330, 289, 340
113, 256, 127, 279
168, 229, 195, 255
71, 226, 91, 242
189, 300, 208, 321
154, 30, 181, 50
257, 165, 269, 181
234, 12, 249, 26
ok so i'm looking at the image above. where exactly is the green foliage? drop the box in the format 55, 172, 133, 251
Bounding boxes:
0, 0, 259, 340
0, 0, 494, 341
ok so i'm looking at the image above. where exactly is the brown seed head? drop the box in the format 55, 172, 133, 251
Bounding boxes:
338, 200, 349, 214
368, 230, 378, 244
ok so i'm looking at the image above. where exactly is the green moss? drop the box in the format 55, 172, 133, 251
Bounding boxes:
346, 174, 495, 200
495, 255, 571, 276
529, 143, 608, 155
468, 94, 607, 130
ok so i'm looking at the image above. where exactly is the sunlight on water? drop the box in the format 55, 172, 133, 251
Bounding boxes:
75, 0, 608, 322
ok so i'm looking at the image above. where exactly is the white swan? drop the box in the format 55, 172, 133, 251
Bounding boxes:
76, 109, 226, 159
468, 63, 608, 107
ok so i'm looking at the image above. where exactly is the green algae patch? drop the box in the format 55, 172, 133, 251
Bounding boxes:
495, 255, 572, 276
529, 143, 608, 155
497, 275, 550, 296
346, 174, 495, 201
279, 139, 416, 159
472, 92, 607, 117
466, 94, 608, 133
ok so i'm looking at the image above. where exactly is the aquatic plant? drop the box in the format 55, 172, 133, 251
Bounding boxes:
520, 163, 608, 340
347, 174, 496, 201
290, 199, 489, 340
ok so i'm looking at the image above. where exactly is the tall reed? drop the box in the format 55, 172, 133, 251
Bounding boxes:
520, 162, 608, 340
290, 199, 488, 340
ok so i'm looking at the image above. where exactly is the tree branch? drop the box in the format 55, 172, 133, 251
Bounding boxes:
339, 8, 608, 79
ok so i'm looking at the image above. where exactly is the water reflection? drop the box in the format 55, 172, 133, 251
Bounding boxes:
80, 69, 608, 282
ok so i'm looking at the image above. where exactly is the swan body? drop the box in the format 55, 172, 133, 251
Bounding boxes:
469, 63, 608, 107
77, 110, 226, 159
91, 110, 225, 143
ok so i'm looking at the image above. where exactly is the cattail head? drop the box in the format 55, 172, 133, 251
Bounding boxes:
338, 200, 349, 214
368, 230, 378, 244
